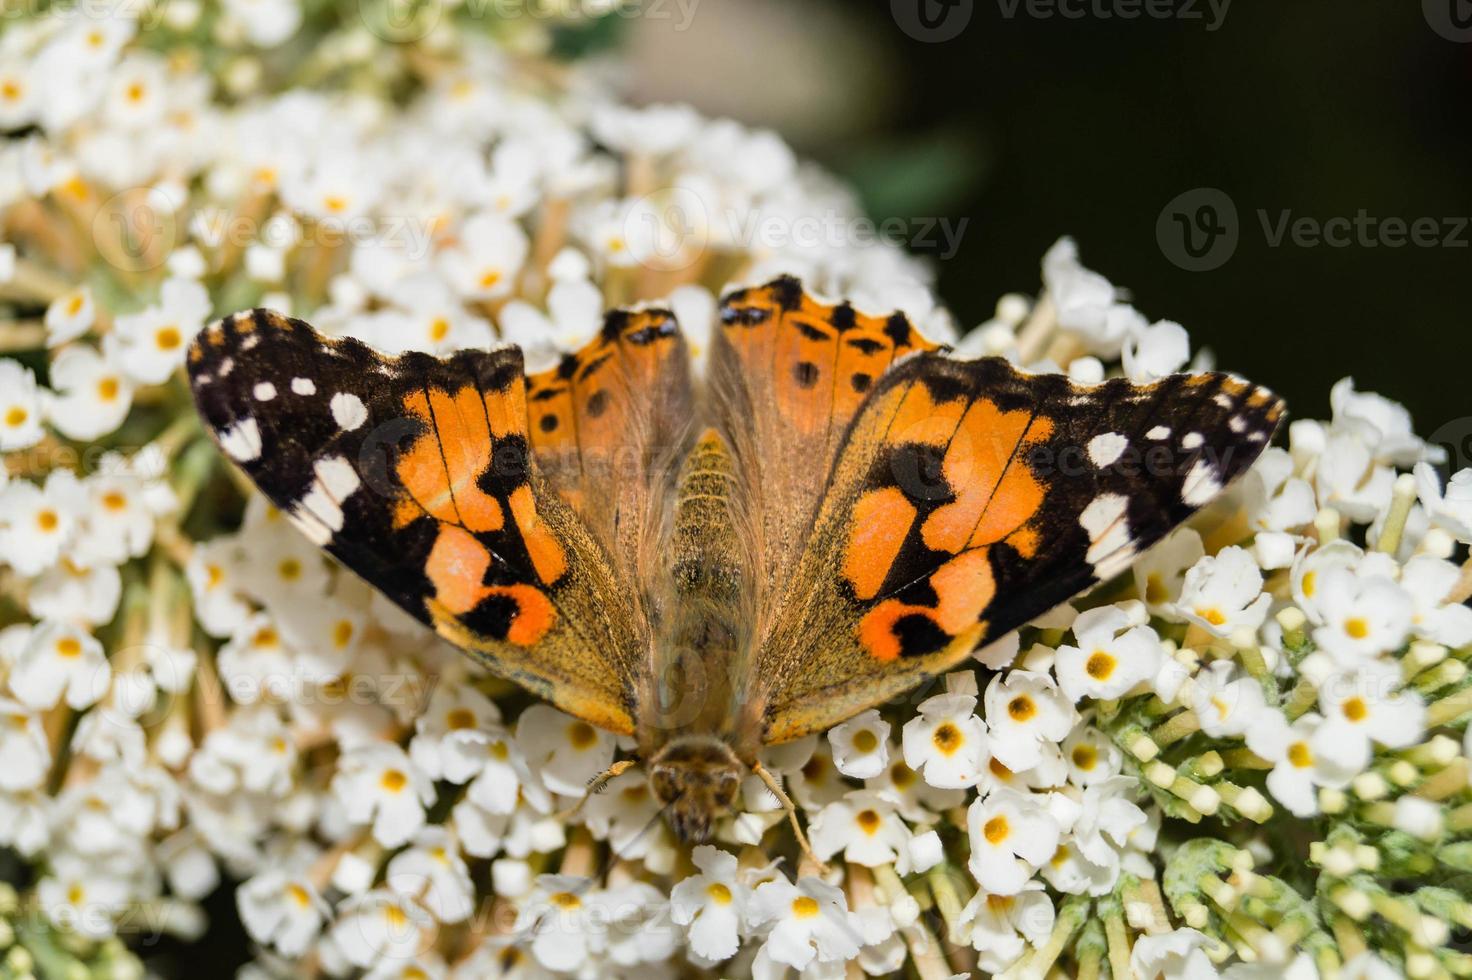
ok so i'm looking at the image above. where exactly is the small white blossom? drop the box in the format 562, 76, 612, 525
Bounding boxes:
827, 709, 890, 779
967, 788, 1061, 896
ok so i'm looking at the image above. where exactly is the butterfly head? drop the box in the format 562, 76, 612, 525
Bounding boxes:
647, 737, 745, 843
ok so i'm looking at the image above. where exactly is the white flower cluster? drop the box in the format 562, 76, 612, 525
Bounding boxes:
3, 4, 1472, 979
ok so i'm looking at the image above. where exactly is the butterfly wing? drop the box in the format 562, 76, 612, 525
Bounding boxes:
709, 277, 940, 619
187, 309, 659, 734
745, 347, 1285, 743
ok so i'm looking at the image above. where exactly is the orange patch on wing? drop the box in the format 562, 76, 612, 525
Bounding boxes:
428, 386, 503, 532
508, 485, 567, 586
929, 549, 996, 632
483, 384, 526, 439
921, 402, 1052, 554
887, 382, 967, 448
425, 523, 492, 615
484, 584, 556, 646
398, 390, 460, 525
858, 601, 942, 662
844, 487, 916, 600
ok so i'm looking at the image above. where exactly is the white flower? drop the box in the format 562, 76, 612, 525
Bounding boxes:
238, 869, 329, 956
901, 690, 986, 789
43, 344, 133, 440
497, 278, 604, 371
1310, 566, 1413, 664
44, 287, 95, 346
1131, 928, 1220, 979
1415, 462, 1472, 541
441, 212, 528, 300
332, 742, 436, 848
809, 790, 913, 870
1174, 545, 1272, 638
1315, 661, 1426, 771
748, 876, 861, 972
966, 788, 1061, 896
28, 558, 122, 626
1223, 953, 1319, 980
1134, 527, 1205, 616
581, 768, 664, 862
1330, 377, 1434, 467
1340, 953, 1403, 980
1188, 661, 1267, 739
1062, 723, 1123, 788
1314, 429, 1394, 524
1068, 776, 1149, 894
222, 0, 303, 47
1055, 606, 1163, 702
8, 620, 111, 711
1246, 712, 1355, 817
827, 709, 890, 779
515, 874, 600, 973
1401, 555, 1472, 645
670, 845, 748, 963
387, 827, 476, 924
111, 277, 211, 385
515, 704, 615, 797
1041, 237, 1141, 357
983, 670, 1075, 771
186, 537, 252, 638
0, 698, 50, 791
0, 360, 45, 451
956, 881, 1055, 973
37, 858, 132, 939
331, 889, 435, 968
1122, 319, 1190, 382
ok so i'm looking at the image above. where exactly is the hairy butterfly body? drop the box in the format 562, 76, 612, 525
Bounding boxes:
187, 278, 1284, 843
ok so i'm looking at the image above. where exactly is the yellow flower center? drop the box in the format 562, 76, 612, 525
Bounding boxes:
567, 722, 597, 750
286, 883, 311, 907
1085, 651, 1116, 680
1197, 607, 1227, 627
277, 558, 302, 581
1344, 618, 1369, 640
102, 491, 127, 511
66, 294, 85, 316
333, 620, 354, 648
478, 269, 502, 290
428, 317, 451, 342
1071, 744, 1098, 770
446, 708, 476, 730
4, 406, 28, 427
983, 815, 1010, 845
97, 377, 120, 401
1342, 697, 1369, 722
1145, 573, 1168, 604
855, 809, 882, 835
36, 509, 59, 532
551, 891, 581, 910
791, 896, 819, 919
931, 722, 962, 755
1288, 741, 1314, 768
706, 882, 732, 905
1302, 570, 1317, 597
1007, 695, 1036, 722
851, 729, 879, 754
155, 325, 182, 350
379, 769, 408, 793
323, 194, 350, 214
55, 637, 82, 658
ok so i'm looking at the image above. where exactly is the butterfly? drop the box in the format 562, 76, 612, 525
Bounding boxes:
186, 276, 1284, 849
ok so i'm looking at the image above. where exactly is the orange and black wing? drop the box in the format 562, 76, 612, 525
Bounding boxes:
187, 310, 653, 733
735, 333, 1284, 743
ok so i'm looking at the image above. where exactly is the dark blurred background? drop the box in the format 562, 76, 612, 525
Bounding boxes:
627, 0, 1472, 442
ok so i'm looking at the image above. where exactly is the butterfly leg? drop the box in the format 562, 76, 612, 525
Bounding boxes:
558, 759, 636, 821
752, 761, 826, 872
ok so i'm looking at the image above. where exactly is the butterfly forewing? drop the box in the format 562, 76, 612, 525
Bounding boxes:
187, 309, 649, 733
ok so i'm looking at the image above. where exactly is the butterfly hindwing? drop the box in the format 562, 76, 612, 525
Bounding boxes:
751, 350, 1285, 743
187, 310, 648, 733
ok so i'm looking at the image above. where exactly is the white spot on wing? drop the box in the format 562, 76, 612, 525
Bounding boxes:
1088, 432, 1128, 467
293, 456, 361, 540
1229, 415, 1247, 433
253, 382, 277, 401
1214, 393, 1233, 408
331, 392, 368, 431
241, 334, 261, 351
1080, 493, 1134, 571
1182, 458, 1223, 505
1147, 425, 1170, 440
218, 418, 262, 462
1181, 432, 1204, 450
292, 377, 316, 396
